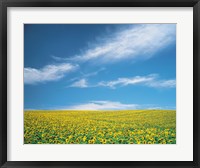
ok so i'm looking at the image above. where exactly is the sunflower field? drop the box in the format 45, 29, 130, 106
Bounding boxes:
24, 110, 176, 144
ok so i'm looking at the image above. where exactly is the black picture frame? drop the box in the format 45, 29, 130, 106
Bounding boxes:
0, 0, 199, 167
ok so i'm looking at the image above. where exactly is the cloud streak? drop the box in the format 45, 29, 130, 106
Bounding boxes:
67, 100, 138, 110
69, 67, 106, 82
146, 79, 176, 88
98, 74, 156, 88
99, 74, 176, 89
24, 63, 78, 84
70, 79, 88, 88
69, 74, 176, 89
69, 24, 175, 63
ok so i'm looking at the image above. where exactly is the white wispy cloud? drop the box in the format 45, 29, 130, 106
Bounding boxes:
146, 79, 176, 88
67, 100, 138, 110
69, 24, 175, 63
24, 63, 78, 84
51, 55, 64, 61
81, 67, 106, 78
146, 106, 162, 110
69, 67, 106, 82
98, 74, 156, 88
70, 79, 88, 88
98, 74, 176, 89
69, 74, 176, 89
51, 55, 70, 61
26, 103, 175, 110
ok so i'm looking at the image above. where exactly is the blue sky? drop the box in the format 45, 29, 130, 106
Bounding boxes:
24, 24, 176, 110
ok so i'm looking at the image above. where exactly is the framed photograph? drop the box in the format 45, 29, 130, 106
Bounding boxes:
0, 0, 199, 167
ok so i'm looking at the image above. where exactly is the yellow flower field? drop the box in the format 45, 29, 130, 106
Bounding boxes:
24, 110, 176, 144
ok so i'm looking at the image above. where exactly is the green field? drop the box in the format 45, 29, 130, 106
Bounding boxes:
24, 110, 176, 144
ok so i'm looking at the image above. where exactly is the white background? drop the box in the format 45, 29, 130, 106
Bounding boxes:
7, 7, 193, 161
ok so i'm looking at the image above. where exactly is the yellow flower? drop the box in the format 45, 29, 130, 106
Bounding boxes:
83, 136, 87, 141
68, 135, 73, 139
24, 110, 176, 144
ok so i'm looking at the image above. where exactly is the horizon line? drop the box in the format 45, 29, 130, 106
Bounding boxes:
24, 108, 176, 111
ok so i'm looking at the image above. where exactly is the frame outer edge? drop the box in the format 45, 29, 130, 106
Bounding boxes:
1, 0, 7, 167
0, 1, 200, 168
194, 1, 200, 168
0, 0, 2, 166
193, 1, 200, 167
